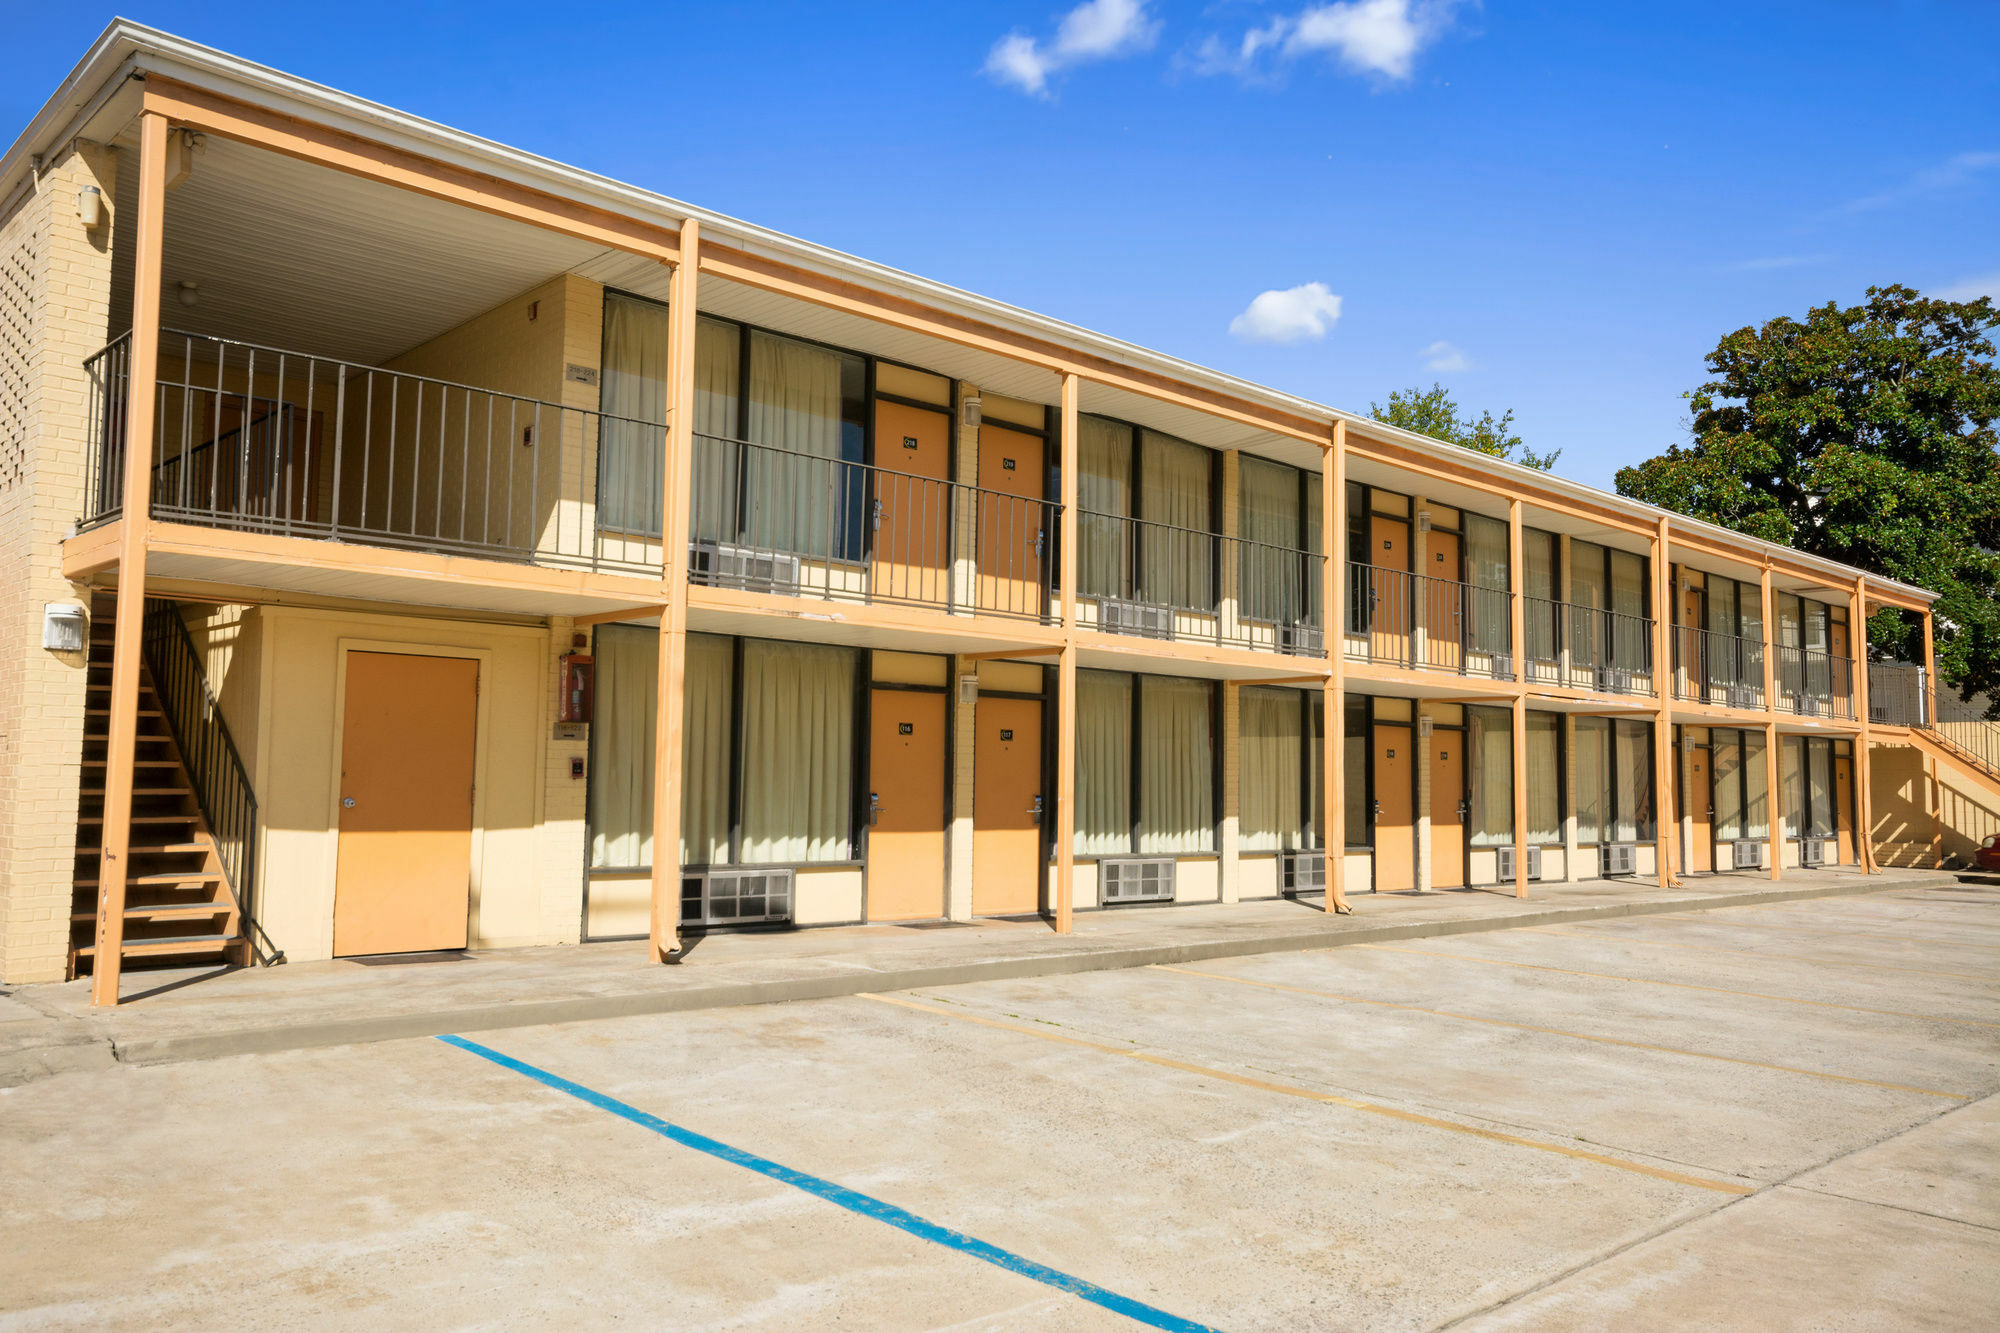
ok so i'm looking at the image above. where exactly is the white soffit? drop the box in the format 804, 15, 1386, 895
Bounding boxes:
124, 133, 605, 365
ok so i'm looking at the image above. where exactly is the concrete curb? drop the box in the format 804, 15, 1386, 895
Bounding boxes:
6, 871, 1961, 1083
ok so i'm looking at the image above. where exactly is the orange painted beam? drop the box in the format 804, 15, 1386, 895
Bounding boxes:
1054, 373, 1080, 934
1759, 566, 1782, 881
650, 222, 699, 963
1508, 498, 1529, 899
1324, 421, 1352, 914
1653, 518, 1677, 888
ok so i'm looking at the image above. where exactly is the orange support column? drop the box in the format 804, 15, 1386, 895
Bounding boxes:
1652, 518, 1676, 888
1053, 373, 1080, 933
1322, 420, 1351, 913
649, 219, 700, 963
1922, 606, 1941, 865
1850, 575, 1878, 874
1761, 563, 1782, 881
1508, 498, 1528, 899
91, 111, 170, 1008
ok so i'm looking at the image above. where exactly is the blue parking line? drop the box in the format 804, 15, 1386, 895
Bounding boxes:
437, 1034, 1220, 1332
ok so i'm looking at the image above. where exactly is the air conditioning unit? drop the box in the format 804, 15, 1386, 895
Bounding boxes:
1595, 666, 1633, 694
1097, 597, 1174, 640
1796, 695, 1822, 717
1278, 621, 1324, 657
689, 541, 801, 596
1601, 843, 1638, 876
1489, 652, 1515, 681
1727, 685, 1760, 710
1279, 849, 1325, 896
1800, 837, 1824, 867
1497, 845, 1542, 881
1732, 840, 1762, 870
681, 868, 794, 927
1099, 856, 1176, 904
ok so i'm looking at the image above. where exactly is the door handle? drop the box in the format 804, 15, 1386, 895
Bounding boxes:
342, 797, 356, 809
867, 792, 882, 826
1029, 794, 1044, 823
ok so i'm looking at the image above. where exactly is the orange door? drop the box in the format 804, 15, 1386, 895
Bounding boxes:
1681, 585, 1704, 694
974, 696, 1044, 916
1688, 746, 1714, 872
1373, 723, 1414, 891
1368, 517, 1411, 664
1830, 621, 1852, 714
871, 401, 952, 606
1429, 729, 1465, 888
867, 688, 947, 921
1426, 530, 1462, 669
976, 424, 1046, 619
333, 652, 478, 956
1834, 755, 1855, 865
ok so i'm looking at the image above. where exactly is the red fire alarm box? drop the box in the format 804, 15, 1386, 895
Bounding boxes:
557, 653, 594, 723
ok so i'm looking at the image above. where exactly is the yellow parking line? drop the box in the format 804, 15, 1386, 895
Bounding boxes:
1151, 965, 1966, 1099
1353, 944, 2000, 1028
861, 992, 1756, 1196
1659, 914, 1998, 950
1520, 926, 1994, 981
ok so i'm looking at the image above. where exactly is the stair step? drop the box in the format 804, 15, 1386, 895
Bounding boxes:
84, 709, 166, 718
73, 903, 231, 922
77, 815, 201, 825
74, 870, 226, 888
81, 760, 185, 768
75, 933, 242, 959
80, 787, 193, 797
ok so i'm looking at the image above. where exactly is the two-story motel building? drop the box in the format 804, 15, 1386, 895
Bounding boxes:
0, 25, 1961, 1006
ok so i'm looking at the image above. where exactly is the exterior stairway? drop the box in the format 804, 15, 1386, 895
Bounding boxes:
69, 595, 253, 976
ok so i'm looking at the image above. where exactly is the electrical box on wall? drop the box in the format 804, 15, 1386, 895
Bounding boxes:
557, 652, 594, 724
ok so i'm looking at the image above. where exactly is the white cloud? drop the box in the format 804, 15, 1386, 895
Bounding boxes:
1194, 0, 1463, 82
985, 0, 1160, 97
1843, 150, 2000, 213
1938, 271, 2000, 302
1229, 282, 1344, 343
1423, 340, 1469, 372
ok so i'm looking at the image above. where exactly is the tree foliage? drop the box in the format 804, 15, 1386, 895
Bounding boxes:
1369, 383, 1561, 471
1615, 285, 2000, 704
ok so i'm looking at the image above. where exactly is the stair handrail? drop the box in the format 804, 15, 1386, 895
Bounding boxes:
1917, 671, 2000, 783
139, 599, 282, 965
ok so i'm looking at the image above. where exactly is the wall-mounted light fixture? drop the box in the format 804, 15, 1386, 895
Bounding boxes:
177, 280, 199, 307
75, 185, 102, 230
42, 603, 87, 652
958, 674, 979, 704
1416, 510, 1432, 534
960, 396, 982, 429
1418, 715, 1434, 738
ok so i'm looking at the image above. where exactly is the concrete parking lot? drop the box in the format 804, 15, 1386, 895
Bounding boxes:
3, 881, 1995, 1330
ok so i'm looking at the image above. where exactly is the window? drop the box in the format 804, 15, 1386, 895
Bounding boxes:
1574, 716, 1654, 845
1344, 696, 1367, 847
1469, 707, 1513, 847
1523, 529, 1559, 663
1241, 686, 1315, 852
1576, 717, 1606, 843
598, 292, 671, 536
1465, 514, 1511, 656
1140, 431, 1213, 611
1078, 415, 1133, 600
1240, 457, 1306, 624
1712, 726, 1768, 842
1526, 712, 1560, 844
587, 628, 857, 870
1075, 670, 1216, 855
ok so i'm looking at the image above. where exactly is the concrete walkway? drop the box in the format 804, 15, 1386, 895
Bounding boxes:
0, 867, 1961, 1086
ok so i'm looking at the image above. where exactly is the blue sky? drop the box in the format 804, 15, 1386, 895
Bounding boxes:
9, 2, 1997, 491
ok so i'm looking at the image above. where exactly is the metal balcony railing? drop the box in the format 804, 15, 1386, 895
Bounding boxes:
1775, 644, 1856, 720
1519, 597, 1654, 694
689, 433, 1059, 621
83, 329, 663, 576
1866, 662, 1925, 727
1068, 511, 1325, 653
1868, 663, 1999, 780
1344, 563, 1514, 678
1674, 626, 1767, 708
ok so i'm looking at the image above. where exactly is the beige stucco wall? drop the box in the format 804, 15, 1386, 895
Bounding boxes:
244, 605, 571, 961
0, 142, 116, 983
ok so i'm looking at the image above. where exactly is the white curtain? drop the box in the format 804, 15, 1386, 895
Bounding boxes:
1808, 741, 1834, 838
587, 629, 733, 869
688, 317, 743, 544
1139, 675, 1214, 853
1140, 431, 1212, 610
598, 294, 670, 535
682, 633, 734, 863
1240, 687, 1301, 852
1526, 712, 1560, 844
746, 331, 845, 558
1078, 415, 1132, 599
1576, 717, 1607, 843
1713, 731, 1743, 839
1470, 707, 1513, 847
739, 640, 853, 861
1075, 669, 1131, 855
587, 625, 658, 869
1743, 729, 1769, 840
1342, 699, 1365, 847
1238, 458, 1300, 624
1305, 474, 1324, 627
1465, 515, 1510, 655
1781, 736, 1804, 841
1614, 719, 1652, 841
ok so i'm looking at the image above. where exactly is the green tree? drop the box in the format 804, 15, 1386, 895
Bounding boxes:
1615, 284, 2000, 706
1369, 383, 1561, 471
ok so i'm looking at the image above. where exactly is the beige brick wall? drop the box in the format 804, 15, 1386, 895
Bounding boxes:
0, 143, 116, 983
